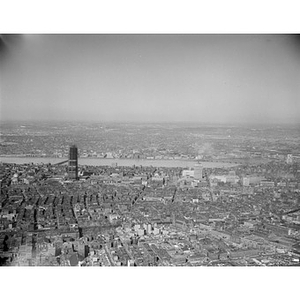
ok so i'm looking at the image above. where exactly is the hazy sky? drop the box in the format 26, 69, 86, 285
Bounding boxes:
1, 34, 300, 124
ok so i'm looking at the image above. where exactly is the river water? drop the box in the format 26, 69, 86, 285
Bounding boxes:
0, 156, 239, 169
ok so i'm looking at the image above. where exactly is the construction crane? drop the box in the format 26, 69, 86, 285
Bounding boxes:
53, 160, 68, 166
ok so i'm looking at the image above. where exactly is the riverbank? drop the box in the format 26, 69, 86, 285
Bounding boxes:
0, 156, 240, 169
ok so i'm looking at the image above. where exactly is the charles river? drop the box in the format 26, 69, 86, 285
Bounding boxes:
0, 157, 238, 169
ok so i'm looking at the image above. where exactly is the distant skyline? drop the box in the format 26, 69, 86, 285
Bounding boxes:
1, 34, 300, 124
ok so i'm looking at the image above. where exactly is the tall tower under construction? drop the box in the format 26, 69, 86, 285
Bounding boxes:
68, 145, 78, 180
